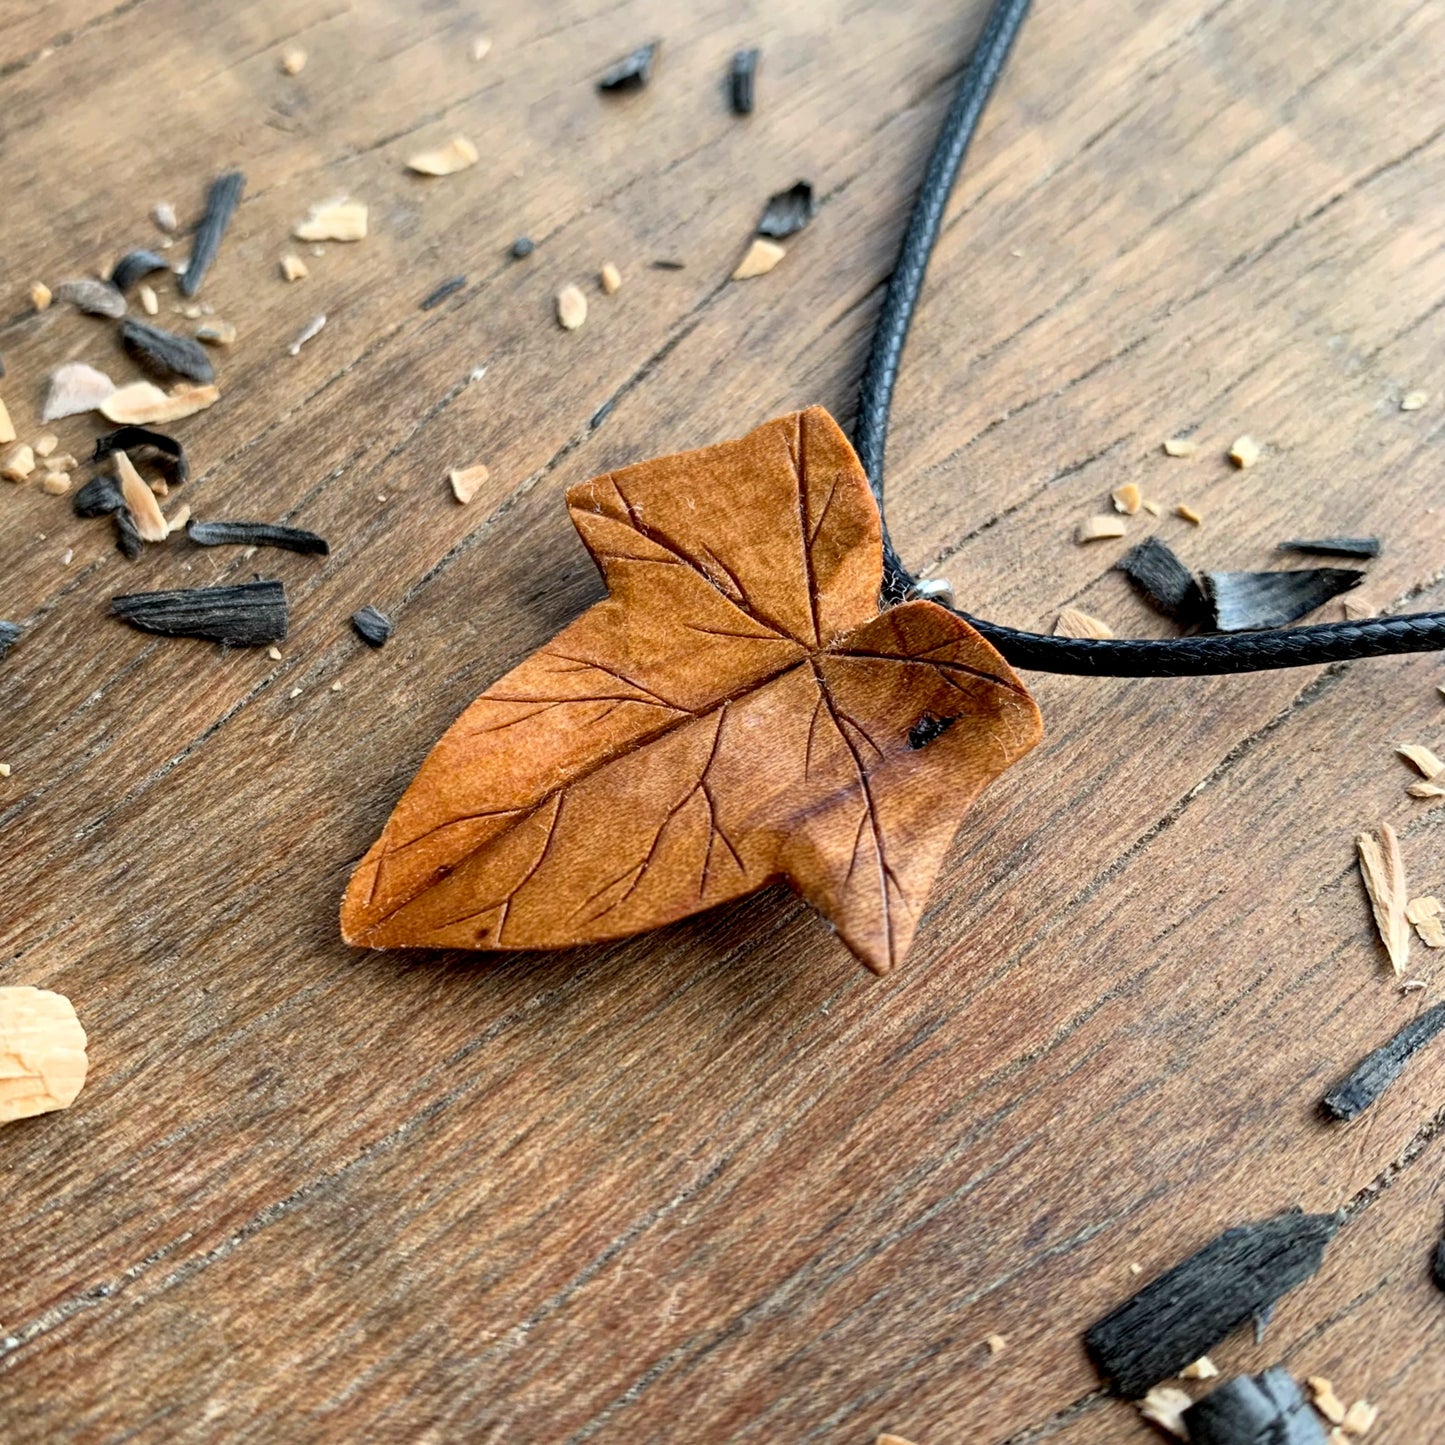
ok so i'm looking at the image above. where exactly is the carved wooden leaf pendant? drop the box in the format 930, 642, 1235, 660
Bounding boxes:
342, 408, 1042, 973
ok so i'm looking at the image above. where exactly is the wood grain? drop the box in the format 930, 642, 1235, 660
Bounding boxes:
1, 0, 1442, 1440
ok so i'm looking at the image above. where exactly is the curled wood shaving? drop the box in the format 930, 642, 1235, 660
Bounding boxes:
556, 285, 588, 331
1076, 515, 1127, 543
732, 238, 786, 279
280, 253, 309, 282
0, 400, 13, 445
1054, 608, 1115, 639
1, 444, 36, 482
117, 451, 167, 542
1341, 1400, 1379, 1435
0, 986, 88, 1124
1400, 392, 1428, 412
293, 198, 368, 242
1308, 1377, 1347, 1426
449, 464, 489, 504
1138, 1385, 1192, 1439
1162, 437, 1197, 458
1174, 502, 1203, 525
1406, 897, 1444, 948
100, 382, 219, 425
1396, 744, 1444, 779
280, 46, 306, 74
407, 136, 479, 176
600, 262, 623, 295
1229, 435, 1261, 468
1410, 779, 1445, 800
1356, 825, 1410, 974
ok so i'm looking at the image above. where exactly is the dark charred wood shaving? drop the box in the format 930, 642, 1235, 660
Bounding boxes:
420, 276, 467, 310
757, 181, 815, 239
651, 259, 686, 270
1203, 568, 1363, 632
1116, 537, 1206, 625
55, 279, 127, 318
110, 580, 287, 646
0, 621, 21, 659
597, 42, 657, 92
110, 250, 171, 292
120, 320, 215, 384
1433, 1239, 1445, 1294
730, 48, 760, 114
510, 237, 535, 258
73, 474, 125, 517
114, 507, 143, 560
1322, 1001, 1445, 1122
180, 169, 244, 297
1084, 1209, 1339, 1398
351, 605, 394, 648
186, 520, 329, 556
92, 426, 189, 485
1180, 1368, 1327, 1445
1277, 536, 1382, 559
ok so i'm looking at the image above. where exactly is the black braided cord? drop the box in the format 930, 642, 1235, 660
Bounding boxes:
853, 0, 1445, 675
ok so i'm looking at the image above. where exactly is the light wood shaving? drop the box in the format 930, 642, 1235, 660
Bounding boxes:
152, 201, 177, 232
0, 400, 13, 445
471, 35, 492, 61
43, 453, 76, 473
293, 199, 368, 242
1174, 502, 1203, 525
1179, 1356, 1219, 1380
1405, 779, 1445, 799
196, 319, 237, 346
732, 238, 786, 279
1162, 437, 1197, 458
1076, 515, 1127, 542
288, 315, 327, 355
1356, 824, 1410, 974
42, 361, 116, 422
406, 136, 479, 176
985, 1333, 1007, 1355
40, 472, 71, 495
101, 382, 219, 424
1229, 435, 1261, 468
449, 464, 490, 504
280, 254, 309, 282
1054, 608, 1115, 639
1141, 498, 1161, 516
1139, 1385, 1192, 1439
280, 46, 306, 74
32, 432, 57, 457
1341, 1400, 1379, 1435
0, 986, 88, 1124
1308, 1377, 1347, 1426
1396, 744, 1444, 779
1400, 392, 1428, 412
1112, 482, 1142, 514
267, 646, 283, 661
138, 283, 159, 315
556, 284, 588, 331
600, 262, 623, 295
30, 282, 51, 312
117, 451, 167, 541
1406, 897, 1444, 948
1, 444, 35, 482
0, 763, 10, 777
165, 503, 191, 535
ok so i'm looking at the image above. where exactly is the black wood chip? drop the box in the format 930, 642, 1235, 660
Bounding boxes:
55, 279, 127, 318
510, 236, 535, 259
186, 520, 329, 556
110, 250, 171, 292
351, 605, 394, 648
180, 169, 244, 297
73, 474, 125, 518
114, 507, 143, 560
1181, 1368, 1327, 1445
1115, 536, 1206, 625
597, 42, 658, 91
420, 276, 467, 310
1322, 1001, 1445, 1122
110, 580, 287, 646
0, 620, 21, 659
1277, 536, 1382, 559
651, 259, 686, 270
1203, 568, 1363, 631
1084, 1209, 1339, 1398
757, 181, 815, 239
1433, 1238, 1445, 1294
730, 47, 760, 115
120, 319, 215, 384
92, 426, 189, 485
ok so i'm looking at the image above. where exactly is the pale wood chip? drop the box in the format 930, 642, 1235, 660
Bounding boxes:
41, 361, 116, 422
1138, 1385, 1192, 1439
117, 451, 167, 541
40, 472, 71, 496
0, 400, 14, 445
556, 284, 588, 331
0, 987, 88, 1124
1076, 515, 1128, 543
406, 136, 479, 176
1405, 779, 1445, 800
287, 315, 327, 355
471, 35, 492, 61
1308, 1377, 1347, 1426
1342, 596, 1375, 620
293, 199, 368, 242
1112, 481, 1142, 514
280, 45, 306, 74
1, 443, 35, 482
267, 646, 283, 661
875, 1436, 917, 1445
449, 464, 490, 504
1405, 895, 1442, 922
985, 1333, 1007, 1355
1400, 391, 1428, 412
1406, 894, 1444, 948
101, 382, 219, 425
1054, 608, 1115, 639
139, 283, 159, 315
1162, 436, 1197, 458
1229, 435, 1262, 468
1174, 502, 1203, 525
43, 453, 77, 472
165, 502, 191, 535
196, 319, 237, 347
280, 253, 310, 282
32, 432, 57, 457
1179, 1355, 1219, 1380
1396, 744, 1444, 779
30, 282, 52, 312
1141, 498, 1162, 516
600, 262, 623, 295
732, 238, 786, 279
1356, 825, 1410, 974
1341, 1400, 1379, 1435
0, 763, 10, 777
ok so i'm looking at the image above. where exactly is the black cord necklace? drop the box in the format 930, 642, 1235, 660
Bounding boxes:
854, 0, 1445, 677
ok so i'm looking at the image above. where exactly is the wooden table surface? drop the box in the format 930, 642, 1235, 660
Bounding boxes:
2, 1, 1443, 1440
